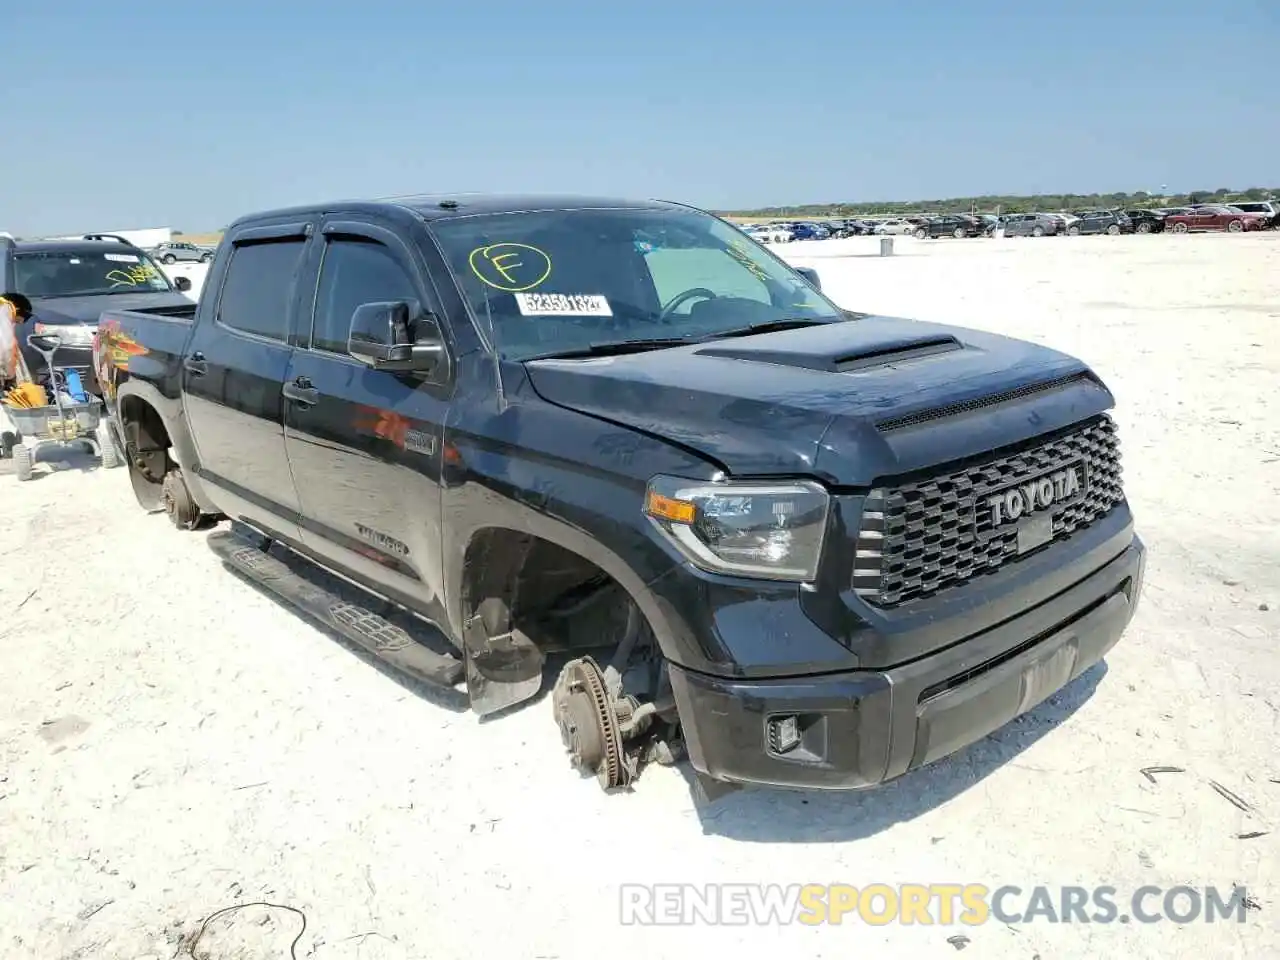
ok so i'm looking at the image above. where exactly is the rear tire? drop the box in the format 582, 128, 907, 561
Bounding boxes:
1172, 222, 1189, 234
1068, 226, 1081, 236
1107, 224, 1120, 235
913, 227, 927, 239
1032, 226, 1045, 237
953, 226, 965, 238
1227, 219, 1243, 233
14, 445, 33, 481
162, 254, 177, 264
1136, 222, 1152, 234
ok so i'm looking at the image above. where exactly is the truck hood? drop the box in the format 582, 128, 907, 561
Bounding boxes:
523, 315, 1115, 486
29, 291, 193, 326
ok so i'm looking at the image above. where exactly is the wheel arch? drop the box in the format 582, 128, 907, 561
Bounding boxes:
115, 380, 219, 512
449, 509, 675, 658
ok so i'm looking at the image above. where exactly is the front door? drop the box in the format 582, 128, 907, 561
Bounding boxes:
182, 221, 312, 541
1192, 209, 1218, 231
281, 217, 453, 621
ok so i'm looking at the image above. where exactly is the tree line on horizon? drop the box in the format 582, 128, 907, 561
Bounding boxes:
719, 186, 1279, 218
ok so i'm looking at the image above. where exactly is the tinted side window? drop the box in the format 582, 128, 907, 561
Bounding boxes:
216, 239, 306, 341
311, 237, 418, 355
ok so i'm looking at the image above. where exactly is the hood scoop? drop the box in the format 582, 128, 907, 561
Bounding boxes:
693, 332, 963, 374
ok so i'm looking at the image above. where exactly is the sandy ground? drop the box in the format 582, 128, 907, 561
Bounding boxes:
1, 233, 1277, 959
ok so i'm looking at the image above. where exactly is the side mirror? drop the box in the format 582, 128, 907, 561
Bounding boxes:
174, 276, 193, 292
348, 300, 446, 374
795, 266, 821, 291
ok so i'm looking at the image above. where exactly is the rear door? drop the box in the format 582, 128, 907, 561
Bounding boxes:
281, 216, 453, 618
182, 220, 312, 541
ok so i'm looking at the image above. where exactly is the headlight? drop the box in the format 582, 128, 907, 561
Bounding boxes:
643, 475, 830, 581
33, 322, 93, 347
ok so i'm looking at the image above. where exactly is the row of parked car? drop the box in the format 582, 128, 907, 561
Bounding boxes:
740, 200, 1279, 243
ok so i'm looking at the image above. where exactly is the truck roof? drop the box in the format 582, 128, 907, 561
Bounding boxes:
9, 239, 143, 255
227, 194, 680, 230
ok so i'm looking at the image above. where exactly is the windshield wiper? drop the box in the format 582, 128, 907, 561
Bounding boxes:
34, 288, 170, 299
527, 337, 697, 360
525, 317, 840, 360
704, 317, 832, 340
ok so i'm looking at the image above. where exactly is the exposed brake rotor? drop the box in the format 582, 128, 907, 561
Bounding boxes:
552, 656, 631, 789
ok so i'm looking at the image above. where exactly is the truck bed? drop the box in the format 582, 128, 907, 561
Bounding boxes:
96, 305, 197, 403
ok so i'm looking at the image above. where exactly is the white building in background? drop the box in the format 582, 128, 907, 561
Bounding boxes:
47, 226, 173, 249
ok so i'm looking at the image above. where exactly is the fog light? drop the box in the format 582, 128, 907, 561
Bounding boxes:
766, 714, 801, 754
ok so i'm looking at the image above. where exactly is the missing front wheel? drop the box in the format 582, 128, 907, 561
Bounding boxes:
551, 654, 678, 791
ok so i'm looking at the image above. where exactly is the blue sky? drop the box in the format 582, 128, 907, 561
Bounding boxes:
4, 0, 1276, 235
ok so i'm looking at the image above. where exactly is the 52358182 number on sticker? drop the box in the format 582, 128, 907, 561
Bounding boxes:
515, 293, 613, 317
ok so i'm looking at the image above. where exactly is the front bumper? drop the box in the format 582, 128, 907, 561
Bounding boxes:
668, 535, 1144, 790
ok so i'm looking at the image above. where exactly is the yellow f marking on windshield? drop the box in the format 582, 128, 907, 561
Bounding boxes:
489, 252, 522, 284
468, 243, 553, 292
105, 265, 160, 288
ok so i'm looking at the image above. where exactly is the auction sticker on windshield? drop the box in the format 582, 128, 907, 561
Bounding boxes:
104, 253, 140, 262
515, 293, 613, 317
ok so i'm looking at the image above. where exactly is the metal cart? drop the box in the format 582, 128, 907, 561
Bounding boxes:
4, 334, 120, 481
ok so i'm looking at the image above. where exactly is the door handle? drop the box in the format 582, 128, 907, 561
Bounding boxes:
282, 376, 320, 406
184, 352, 208, 376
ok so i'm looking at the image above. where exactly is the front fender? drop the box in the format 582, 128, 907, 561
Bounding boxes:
447, 486, 680, 648
440, 425, 718, 671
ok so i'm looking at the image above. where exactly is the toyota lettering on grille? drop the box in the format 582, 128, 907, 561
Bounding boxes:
982, 462, 1088, 532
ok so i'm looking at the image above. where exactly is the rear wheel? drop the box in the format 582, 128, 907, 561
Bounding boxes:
913, 227, 927, 239
1227, 219, 1244, 233
953, 226, 965, 238
201, 253, 212, 262
162, 254, 176, 264
1068, 226, 1081, 236
1171, 222, 1189, 234
1107, 224, 1120, 235
1032, 226, 1045, 238
1136, 221, 1153, 234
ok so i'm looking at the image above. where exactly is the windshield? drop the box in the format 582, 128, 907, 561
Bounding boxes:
11, 248, 174, 298
429, 206, 843, 360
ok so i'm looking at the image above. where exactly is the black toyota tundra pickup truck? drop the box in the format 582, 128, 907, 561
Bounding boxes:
93, 194, 1145, 797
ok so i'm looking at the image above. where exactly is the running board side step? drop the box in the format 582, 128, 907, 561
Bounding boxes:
207, 530, 466, 690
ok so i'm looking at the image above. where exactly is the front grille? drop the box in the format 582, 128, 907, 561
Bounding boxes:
851, 415, 1124, 608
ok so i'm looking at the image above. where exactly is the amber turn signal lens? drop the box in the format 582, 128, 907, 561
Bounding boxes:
644, 490, 697, 525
